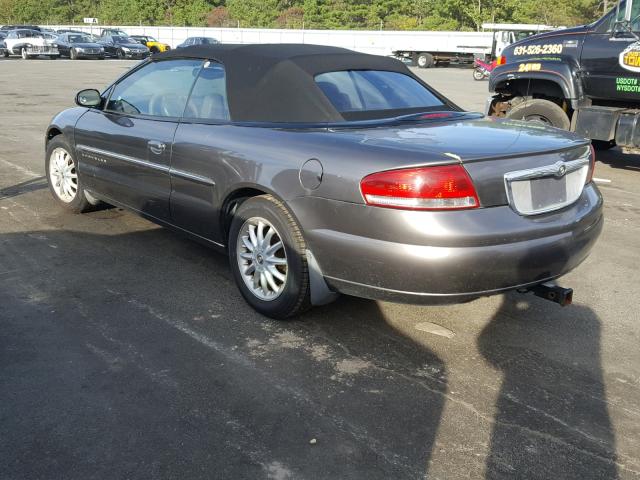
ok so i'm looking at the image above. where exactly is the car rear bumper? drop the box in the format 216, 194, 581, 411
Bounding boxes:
289, 183, 603, 304
124, 52, 148, 59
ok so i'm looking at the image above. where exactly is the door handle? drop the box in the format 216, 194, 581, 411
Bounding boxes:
148, 141, 166, 155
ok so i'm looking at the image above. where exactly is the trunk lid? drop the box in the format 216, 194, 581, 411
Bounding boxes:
331, 117, 590, 208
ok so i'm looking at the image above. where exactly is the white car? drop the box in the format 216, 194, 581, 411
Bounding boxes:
3, 29, 59, 59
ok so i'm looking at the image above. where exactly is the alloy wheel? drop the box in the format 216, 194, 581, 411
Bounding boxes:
48, 147, 78, 203
236, 217, 288, 301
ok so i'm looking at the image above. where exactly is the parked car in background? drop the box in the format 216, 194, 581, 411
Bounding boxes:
99, 35, 149, 59
176, 36, 219, 48
99, 28, 128, 38
0, 37, 6, 58
1, 25, 41, 32
56, 33, 105, 59
3, 29, 59, 59
45, 44, 603, 318
42, 32, 58, 42
56, 29, 86, 35
130, 35, 170, 54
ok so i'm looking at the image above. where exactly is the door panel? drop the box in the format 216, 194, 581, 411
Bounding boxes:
74, 58, 203, 220
169, 123, 226, 242
168, 61, 231, 243
75, 110, 177, 220
580, 32, 640, 100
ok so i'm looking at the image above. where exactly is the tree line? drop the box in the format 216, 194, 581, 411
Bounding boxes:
0, 0, 608, 31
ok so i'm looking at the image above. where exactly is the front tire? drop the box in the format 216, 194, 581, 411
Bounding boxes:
228, 195, 311, 319
117, 49, 125, 59
70, 48, 77, 60
45, 136, 93, 213
21, 48, 30, 60
505, 98, 571, 130
473, 68, 485, 81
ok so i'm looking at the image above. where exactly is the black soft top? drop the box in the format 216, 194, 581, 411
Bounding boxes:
157, 43, 448, 123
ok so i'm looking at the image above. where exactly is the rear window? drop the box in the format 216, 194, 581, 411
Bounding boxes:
315, 70, 445, 120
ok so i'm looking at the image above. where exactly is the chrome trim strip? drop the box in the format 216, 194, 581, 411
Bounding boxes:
169, 168, 216, 186
504, 157, 589, 183
77, 144, 170, 172
77, 145, 215, 186
504, 155, 591, 216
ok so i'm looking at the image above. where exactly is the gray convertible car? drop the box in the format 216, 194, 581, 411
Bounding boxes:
45, 44, 603, 318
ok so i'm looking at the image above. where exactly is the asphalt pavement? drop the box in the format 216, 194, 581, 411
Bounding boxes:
1, 59, 639, 480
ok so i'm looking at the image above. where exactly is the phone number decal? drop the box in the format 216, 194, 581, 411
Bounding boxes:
513, 44, 563, 55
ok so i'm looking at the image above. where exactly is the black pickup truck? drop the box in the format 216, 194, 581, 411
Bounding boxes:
487, 0, 640, 149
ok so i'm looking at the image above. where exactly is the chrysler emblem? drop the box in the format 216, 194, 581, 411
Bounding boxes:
555, 163, 567, 178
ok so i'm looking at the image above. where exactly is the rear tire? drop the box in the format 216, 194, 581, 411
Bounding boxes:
228, 195, 311, 319
417, 52, 434, 68
505, 98, 571, 130
45, 136, 93, 213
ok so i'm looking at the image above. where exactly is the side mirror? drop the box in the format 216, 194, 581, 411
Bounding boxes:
625, 0, 634, 22
75, 89, 102, 108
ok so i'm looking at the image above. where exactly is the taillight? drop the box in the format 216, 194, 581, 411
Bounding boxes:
496, 55, 506, 65
360, 165, 480, 211
587, 144, 596, 184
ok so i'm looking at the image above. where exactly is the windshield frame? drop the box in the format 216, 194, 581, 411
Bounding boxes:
68, 34, 93, 43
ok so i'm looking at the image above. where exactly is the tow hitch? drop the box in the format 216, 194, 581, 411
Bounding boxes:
521, 282, 573, 306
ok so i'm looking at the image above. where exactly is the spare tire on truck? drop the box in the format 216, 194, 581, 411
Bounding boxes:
505, 98, 570, 130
